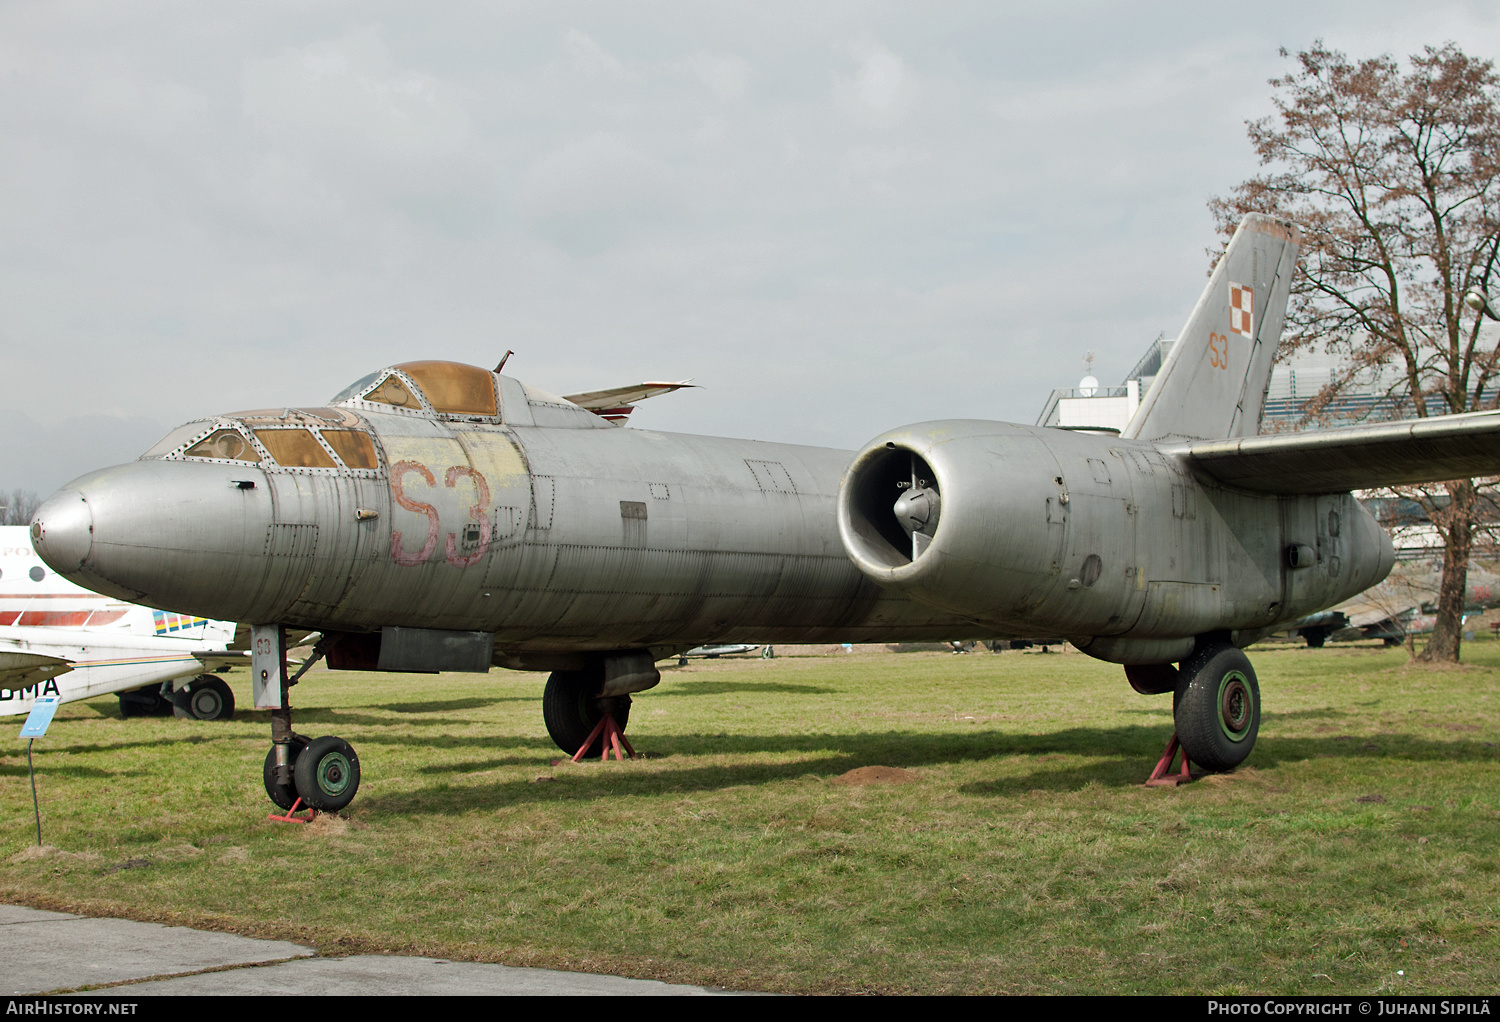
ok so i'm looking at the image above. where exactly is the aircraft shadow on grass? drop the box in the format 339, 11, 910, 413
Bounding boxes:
352, 725, 1499, 817
651, 681, 839, 697
227, 706, 513, 727
0, 762, 118, 779
373, 696, 530, 714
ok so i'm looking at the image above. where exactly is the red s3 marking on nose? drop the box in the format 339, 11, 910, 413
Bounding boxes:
389, 461, 493, 568
390, 461, 440, 567
443, 466, 492, 568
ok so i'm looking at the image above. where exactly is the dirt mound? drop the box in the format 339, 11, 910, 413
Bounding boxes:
832, 766, 918, 786
304, 813, 350, 836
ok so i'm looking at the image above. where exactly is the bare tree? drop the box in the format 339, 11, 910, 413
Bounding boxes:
0, 489, 40, 526
1212, 42, 1500, 661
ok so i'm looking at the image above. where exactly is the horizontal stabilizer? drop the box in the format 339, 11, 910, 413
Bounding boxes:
1187, 410, 1500, 494
563, 381, 697, 425
194, 650, 252, 672
0, 648, 74, 691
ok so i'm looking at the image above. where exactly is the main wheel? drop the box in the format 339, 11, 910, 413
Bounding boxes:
183, 676, 235, 721
293, 735, 361, 812
1303, 627, 1328, 649
262, 736, 310, 810
1173, 644, 1260, 772
542, 668, 631, 757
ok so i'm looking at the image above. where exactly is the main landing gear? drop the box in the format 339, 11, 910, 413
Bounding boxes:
253, 626, 361, 818
1137, 641, 1261, 784
543, 666, 633, 760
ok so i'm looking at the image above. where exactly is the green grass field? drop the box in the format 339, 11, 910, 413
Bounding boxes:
3, 643, 1498, 994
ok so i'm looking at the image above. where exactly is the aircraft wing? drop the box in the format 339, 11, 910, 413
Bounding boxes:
1186, 410, 1500, 494
0, 649, 74, 691
562, 381, 697, 425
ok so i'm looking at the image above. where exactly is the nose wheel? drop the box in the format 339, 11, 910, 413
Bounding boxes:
262, 734, 361, 815
254, 624, 361, 818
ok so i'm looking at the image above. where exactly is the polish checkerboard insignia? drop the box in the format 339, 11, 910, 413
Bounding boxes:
1229, 282, 1253, 338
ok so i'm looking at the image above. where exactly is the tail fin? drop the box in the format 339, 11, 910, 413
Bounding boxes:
1123, 213, 1302, 443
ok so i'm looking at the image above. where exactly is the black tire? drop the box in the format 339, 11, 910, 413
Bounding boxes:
293, 735, 361, 812
1173, 643, 1260, 772
1303, 627, 1328, 649
262, 736, 310, 811
185, 676, 235, 721
542, 668, 631, 757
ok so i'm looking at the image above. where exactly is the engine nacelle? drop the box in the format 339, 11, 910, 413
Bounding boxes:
838, 421, 1394, 662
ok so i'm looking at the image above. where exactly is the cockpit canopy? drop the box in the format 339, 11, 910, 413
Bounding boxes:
331, 361, 609, 430
140, 407, 381, 472
139, 361, 613, 467
331, 361, 499, 420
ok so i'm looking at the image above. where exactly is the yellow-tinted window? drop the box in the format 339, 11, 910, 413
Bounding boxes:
365, 375, 421, 410
184, 429, 260, 463
397, 362, 498, 417
322, 429, 378, 469
253, 429, 336, 468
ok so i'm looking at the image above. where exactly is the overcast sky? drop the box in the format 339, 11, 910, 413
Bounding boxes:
2, 1, 1498, 496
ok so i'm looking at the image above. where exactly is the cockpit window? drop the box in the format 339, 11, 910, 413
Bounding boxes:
321, 429, 379, 469
184, 428, 261, 463
364, 374, 423, 410
396, 362, 498, 417
252, 429, 337, 468
142, 422, 216, 459
328, 371, 382, 405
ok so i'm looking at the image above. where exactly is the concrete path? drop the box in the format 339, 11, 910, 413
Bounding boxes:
1, 905, 737, 995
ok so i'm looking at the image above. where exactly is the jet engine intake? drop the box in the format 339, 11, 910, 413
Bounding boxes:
839, 421, 1085, 631
841, 443, 942, 570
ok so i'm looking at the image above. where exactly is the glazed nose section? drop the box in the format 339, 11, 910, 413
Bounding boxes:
31, 489, 93, 573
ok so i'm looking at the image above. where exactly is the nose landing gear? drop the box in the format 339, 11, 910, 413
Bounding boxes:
253, 625, 362, 819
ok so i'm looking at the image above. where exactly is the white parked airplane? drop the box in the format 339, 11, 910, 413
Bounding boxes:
0, 526, 241, 719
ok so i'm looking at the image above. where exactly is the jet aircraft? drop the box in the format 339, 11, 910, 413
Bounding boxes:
29, 213, 1500, 813
0, 526, 240, 719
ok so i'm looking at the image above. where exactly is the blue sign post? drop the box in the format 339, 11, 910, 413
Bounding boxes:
20, 695, 61, 846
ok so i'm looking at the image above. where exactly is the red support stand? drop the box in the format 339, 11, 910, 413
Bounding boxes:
1144, 733, 1194, 787
267, 797, 318, 824
570, 714, 636, 763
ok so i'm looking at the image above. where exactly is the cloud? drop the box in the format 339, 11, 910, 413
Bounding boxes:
686, 51, 750, 101
517, 132, 672, 255
563, 28, 629, 79
242, 27, 472, 159
833, 39, 916, 127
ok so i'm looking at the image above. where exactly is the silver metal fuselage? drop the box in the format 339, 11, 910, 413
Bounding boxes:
35, 409, 975, 655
